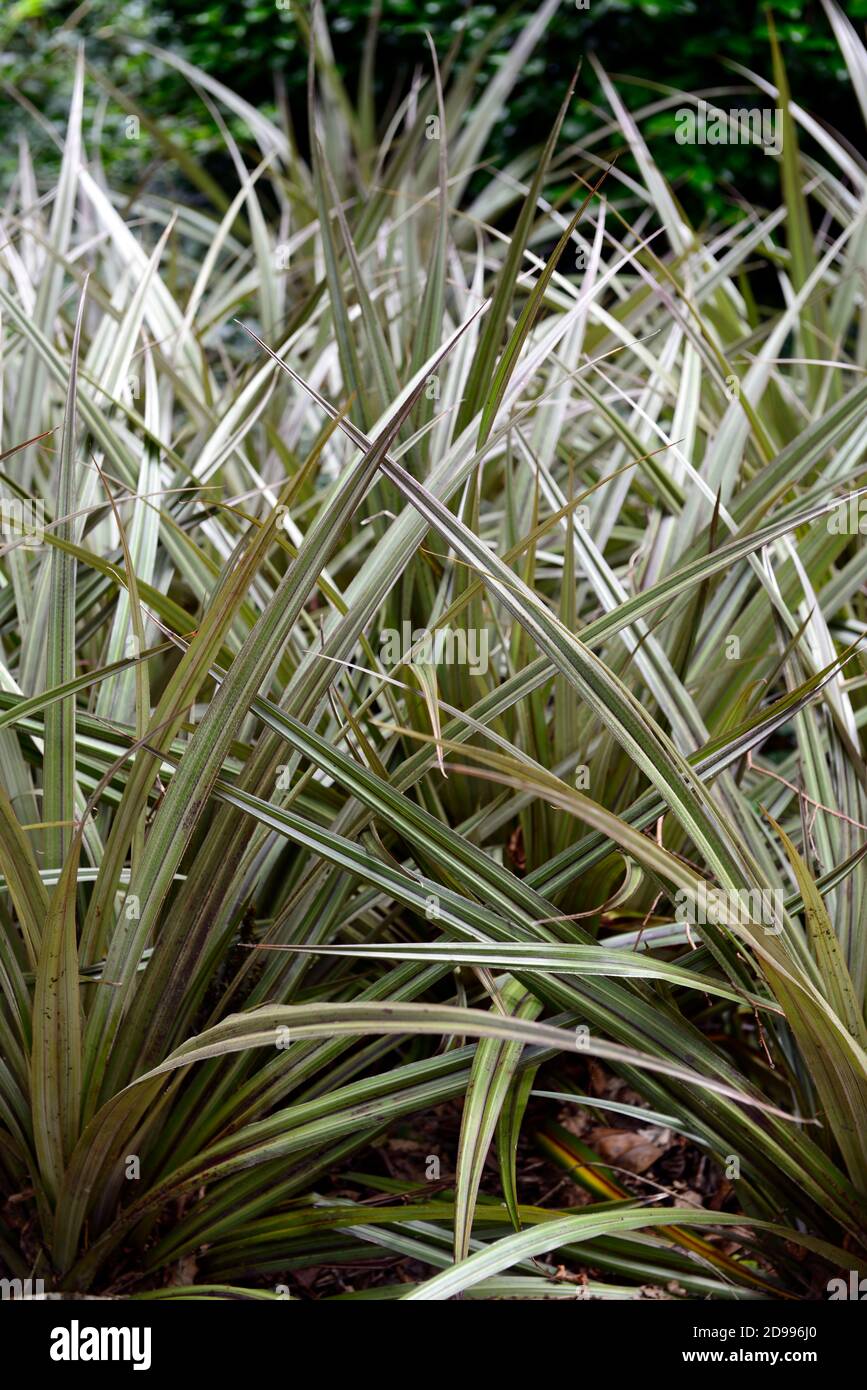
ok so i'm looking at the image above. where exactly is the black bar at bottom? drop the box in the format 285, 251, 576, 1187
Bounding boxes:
3, 1295, 860, 1377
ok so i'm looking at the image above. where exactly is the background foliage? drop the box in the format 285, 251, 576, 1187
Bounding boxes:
2, 0, 866, 217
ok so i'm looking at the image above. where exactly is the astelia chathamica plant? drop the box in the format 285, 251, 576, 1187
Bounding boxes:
0, 1, 866, 1300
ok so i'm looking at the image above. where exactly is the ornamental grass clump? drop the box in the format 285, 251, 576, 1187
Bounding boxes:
0, 0, 866, 1301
